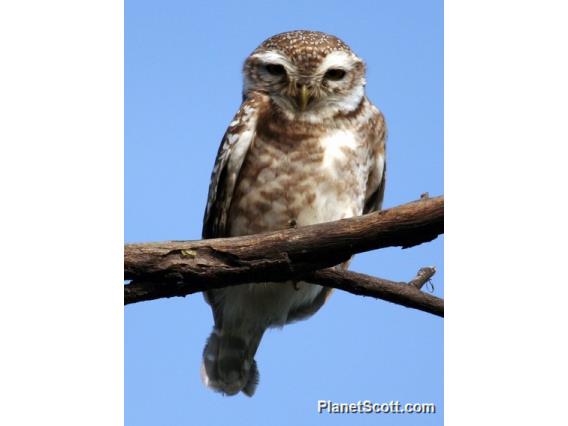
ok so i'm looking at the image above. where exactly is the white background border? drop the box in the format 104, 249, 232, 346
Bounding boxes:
446, 0, 568, 423
1, 1, 123, 424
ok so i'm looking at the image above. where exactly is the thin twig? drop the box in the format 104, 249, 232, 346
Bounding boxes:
309, 268, 443, 317
408, 267, 437, 290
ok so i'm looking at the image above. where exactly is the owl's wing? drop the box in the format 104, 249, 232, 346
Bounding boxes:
202, 96, 259, 240
202, 96, 260, 324
363, 106, 387, 214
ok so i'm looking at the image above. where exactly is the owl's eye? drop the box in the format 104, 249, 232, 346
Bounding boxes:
324, 68, 346, 81
264, 64, 286, 76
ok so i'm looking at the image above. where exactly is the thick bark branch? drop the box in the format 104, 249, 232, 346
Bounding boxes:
124, 196, 443, 316
125, 195, 443, 280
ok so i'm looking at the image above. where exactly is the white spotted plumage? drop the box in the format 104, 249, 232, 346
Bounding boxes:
201, 30, 386, 397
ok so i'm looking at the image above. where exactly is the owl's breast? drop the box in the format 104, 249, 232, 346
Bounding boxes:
228, 125, 369, 237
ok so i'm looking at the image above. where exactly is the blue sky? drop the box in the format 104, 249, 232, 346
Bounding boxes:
125, 0, 443, 425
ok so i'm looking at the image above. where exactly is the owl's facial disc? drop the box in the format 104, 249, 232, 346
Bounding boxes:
244, 50, 365, 115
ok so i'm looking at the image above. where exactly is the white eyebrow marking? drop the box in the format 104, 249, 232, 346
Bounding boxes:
251, 51, 289, 65
317, 51, 357, 73
250, 51, 298, 75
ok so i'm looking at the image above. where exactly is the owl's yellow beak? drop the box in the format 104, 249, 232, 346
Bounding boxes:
298, 85, 311, 111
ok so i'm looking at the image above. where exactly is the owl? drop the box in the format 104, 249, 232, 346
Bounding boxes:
201, 30, 386, 396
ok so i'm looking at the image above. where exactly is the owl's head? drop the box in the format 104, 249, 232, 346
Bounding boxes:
243, 31, 366, 120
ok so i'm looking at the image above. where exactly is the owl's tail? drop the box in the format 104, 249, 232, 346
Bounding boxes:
201, 327, 263, 397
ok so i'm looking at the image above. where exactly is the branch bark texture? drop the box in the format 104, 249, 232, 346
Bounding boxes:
124, 196, 444, 316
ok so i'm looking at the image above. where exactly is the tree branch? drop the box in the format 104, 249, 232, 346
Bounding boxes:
124, 196, 444, 316
309, 269, 443, 317
408, 266, 437, 290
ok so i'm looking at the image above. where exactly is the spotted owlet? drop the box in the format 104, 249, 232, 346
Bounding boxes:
201, 30, 386, 396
